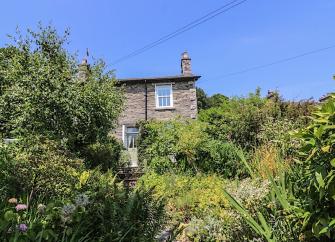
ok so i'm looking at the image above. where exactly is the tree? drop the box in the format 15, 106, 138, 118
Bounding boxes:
207, 93, 228, 108
0, 25, 123, 150
196, 87, 209, 110
196, 87, 228, 111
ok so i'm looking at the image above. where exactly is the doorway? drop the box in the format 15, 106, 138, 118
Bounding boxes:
125, 127, 139, 167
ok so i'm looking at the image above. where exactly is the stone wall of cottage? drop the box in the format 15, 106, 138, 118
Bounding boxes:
115, 79, 197, 140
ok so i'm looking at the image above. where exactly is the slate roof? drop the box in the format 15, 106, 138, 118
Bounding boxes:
118, 74, 201, 83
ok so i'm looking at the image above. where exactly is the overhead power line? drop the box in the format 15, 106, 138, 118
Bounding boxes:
199, 44, 335, 83
111, 0, 248, 65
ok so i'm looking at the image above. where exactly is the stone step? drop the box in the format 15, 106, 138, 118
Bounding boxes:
117, 167, 144, 187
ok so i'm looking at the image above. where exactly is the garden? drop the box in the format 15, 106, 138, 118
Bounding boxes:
1, 25, 334, 241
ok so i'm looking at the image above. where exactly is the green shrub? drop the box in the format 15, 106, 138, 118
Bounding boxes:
0, 143, 19, 201
199, 91, 266, 150
139, 173, 269, 241
139, 119, 207, 172
139, 173, 228, 221
0, 171, 166, 242
86, 187, 165, 240
138, 119, 247, 177
224, 93, 335, 241
80, 136, 123, 172
199, 89, 314, 152
0, 136, 83, 200
182, 216, 232, 241
199, 140, 247, 178
257, 117, 302, 158
293, 94, 335, 240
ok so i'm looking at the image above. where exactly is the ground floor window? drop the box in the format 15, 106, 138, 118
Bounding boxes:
125, 127, 139, 149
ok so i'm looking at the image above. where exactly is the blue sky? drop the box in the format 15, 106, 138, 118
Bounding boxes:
1, 0, 334, 100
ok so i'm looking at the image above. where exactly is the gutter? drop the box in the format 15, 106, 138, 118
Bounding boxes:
144, 79, 148, 121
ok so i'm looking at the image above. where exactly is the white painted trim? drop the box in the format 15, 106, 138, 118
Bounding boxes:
155, 84, 173, 108
122, 125, 126, 147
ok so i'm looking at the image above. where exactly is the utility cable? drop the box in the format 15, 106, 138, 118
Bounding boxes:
111, 0, 248, 65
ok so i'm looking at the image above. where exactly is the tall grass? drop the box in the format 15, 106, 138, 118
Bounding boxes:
223, 151, 299, 242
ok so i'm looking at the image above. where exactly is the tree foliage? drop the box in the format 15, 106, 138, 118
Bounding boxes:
0, 136, 83, 200
138, 119, 246, 178
199, 89, 315, 152
0, 25, 123, 151
196, 87, 228, 110
293, 93, 335, 239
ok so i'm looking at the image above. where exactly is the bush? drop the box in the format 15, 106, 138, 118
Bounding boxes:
293, 94, 335, 240
139, 173, 228, 222
199, 91, 266, 150
139, 173, 269, 241
199, 89, 314, 152
138, 119, 247, 177
138, 119, 208, 172
138, 119, 205, 170
85, 177, 165, 241
0, 170, 166, 241
80, 136, 123, 172
0, 143, 19, 201
0, 136, 83, 200
257, 117, 302, 158
199, 140, 247, 178
224, 95, 335, 241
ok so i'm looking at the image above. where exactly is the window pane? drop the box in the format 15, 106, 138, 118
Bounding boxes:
165, 88, 171, 96
157, 89, 163, 96
126, 127, 139, 149
127, 134, 137, 148
166, 98, 170, 106
156, 85, 172, 107
157, 85, 171, 97
158, 96, 171, 107
127, 127, 139, 133
127, 135, 133, 148
165, 88, 170, 96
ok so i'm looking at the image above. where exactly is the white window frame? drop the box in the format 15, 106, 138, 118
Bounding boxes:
155, 84, 173, 108
122, 125, 126, 146
122, 125, 139, 149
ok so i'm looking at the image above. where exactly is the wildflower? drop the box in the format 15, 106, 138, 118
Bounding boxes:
18, 223, 28, 232
62, 204, 76, 216
61, 204, 76, 223
75, 194, 89, 207
15, 204, 27, 212
8, 198, 17, 204
37, 204, 46, 214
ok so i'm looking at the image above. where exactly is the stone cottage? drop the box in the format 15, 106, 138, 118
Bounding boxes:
116, 52, 200, 166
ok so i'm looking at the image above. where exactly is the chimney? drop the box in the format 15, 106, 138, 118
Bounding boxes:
181, 51, 192, 76
78, 58, 89, 82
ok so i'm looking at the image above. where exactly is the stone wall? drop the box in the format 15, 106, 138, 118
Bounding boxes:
115, 79, 197, 140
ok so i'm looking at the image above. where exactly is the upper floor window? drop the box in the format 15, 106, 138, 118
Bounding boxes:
155, 84, 173, 108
